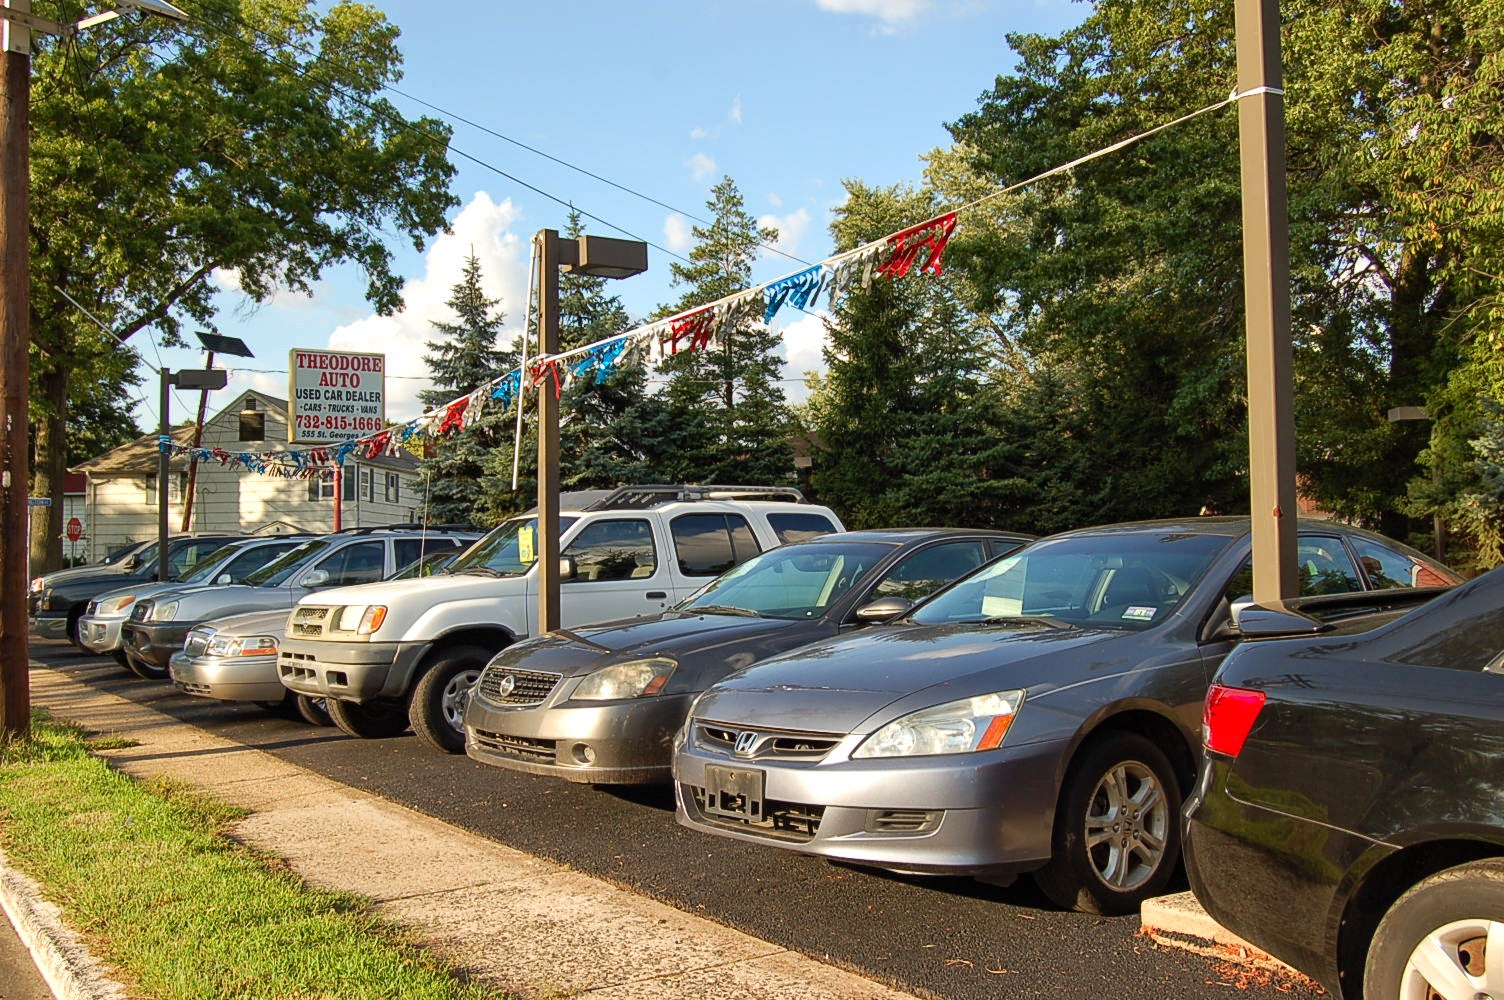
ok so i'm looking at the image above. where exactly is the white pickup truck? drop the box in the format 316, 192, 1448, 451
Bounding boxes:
277, 486, 843, 752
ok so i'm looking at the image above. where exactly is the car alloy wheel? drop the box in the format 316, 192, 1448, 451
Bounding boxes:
409, 645, 492, 754
1366, 858, 1504, 1000
1033, 731, 1183, 915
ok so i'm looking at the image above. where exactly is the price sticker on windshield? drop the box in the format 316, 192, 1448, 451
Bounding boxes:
518, 523, 536, 565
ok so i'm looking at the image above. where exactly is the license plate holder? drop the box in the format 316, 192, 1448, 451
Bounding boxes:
703, 764, 765, 822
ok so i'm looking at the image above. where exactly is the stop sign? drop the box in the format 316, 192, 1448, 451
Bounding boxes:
65, 517, 82, 542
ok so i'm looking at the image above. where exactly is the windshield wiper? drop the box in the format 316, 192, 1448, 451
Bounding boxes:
980, 615, 1072, 629
454, 566, 505, 577
686, 604, 762, 618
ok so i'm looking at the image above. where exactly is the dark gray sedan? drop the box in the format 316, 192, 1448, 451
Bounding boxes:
672, 518, 1461, 915
463, 529, 1031, 785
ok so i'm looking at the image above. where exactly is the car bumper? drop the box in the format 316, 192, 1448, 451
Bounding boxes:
672, 732, 1065, 876
121, 622, 193, 668
30, 612, 68, 640
169, 651, 285, 703
1182, 759, 1365, 995
278, 640, 427, 702
465, 693, 694, 784
78, 615, 127, 653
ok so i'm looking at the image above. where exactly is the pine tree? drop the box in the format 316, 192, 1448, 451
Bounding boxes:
657, 176, 794, 485
416, 254, 516, 524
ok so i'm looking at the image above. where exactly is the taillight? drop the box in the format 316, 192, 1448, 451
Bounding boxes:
1203, 684, 1266, 757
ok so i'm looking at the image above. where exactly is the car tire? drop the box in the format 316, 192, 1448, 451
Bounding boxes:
65, 607, 85, 648
110, 650, 131, 670
408, 645, 490, 754
1032, 731, 1182, 915
1364, 858, 1504, 1000
293, 694, 333, 727
124, 650, 168, 681
327, 697, 410, 739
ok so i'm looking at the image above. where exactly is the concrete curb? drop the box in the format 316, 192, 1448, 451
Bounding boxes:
1140, 892, 1303, 975
0, 848, 126, 1000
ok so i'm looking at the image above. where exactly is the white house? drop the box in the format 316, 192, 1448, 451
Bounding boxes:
70, 390, 435, 562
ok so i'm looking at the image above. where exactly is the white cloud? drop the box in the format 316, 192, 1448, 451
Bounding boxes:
316, 192, 528, 422
729, 94, 743, 125
767, 192, 784, 209
686, 151, 717, 183
758, 208, 812, 259
815, 0, 930, 31
773, 311, 831, 406
664, 213, 693, 253
211, 268, 324, 311
689, 125, 709, 140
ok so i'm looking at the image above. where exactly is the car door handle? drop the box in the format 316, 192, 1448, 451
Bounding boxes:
646, 591, 667, 599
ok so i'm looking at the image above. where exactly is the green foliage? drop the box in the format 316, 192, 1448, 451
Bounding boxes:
416, 254, 515, 525
28, 0, 457, 475
657, 177, 794, 485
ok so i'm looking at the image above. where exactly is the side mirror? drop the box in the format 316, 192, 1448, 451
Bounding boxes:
1233, 601, 1331, 639
214, 573, 233, 586
854, 596, 914, 624
302, 569, 330, 589
559, 556, 577, 581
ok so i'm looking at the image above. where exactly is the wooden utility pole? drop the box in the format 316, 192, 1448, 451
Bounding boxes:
180, 349, 214, 531
0, 1, 31, 742
1235, 0, 1299, 603
535, 230, 562, 634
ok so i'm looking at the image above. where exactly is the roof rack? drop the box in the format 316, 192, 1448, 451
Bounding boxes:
334, 523, 481, 534
580, 484, 807, 511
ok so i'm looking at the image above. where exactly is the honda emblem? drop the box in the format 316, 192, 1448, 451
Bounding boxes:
734, 730, 758, 757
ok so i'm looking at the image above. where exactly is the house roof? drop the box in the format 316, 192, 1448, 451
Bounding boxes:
72, 390, 420, 476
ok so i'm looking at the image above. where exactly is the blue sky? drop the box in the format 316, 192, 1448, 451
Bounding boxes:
139, 0, 1089, 433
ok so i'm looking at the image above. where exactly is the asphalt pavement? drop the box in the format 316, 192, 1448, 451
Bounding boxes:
0, 916, 50, 1000
17, 639, 1325, 1000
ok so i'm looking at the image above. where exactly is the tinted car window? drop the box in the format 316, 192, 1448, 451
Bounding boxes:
217, 542, 299, 582
767, 512, 839, 544
315, 541, 384, 587
169, 539, 234, 577
1350, 536, 1461, 589
679, 542, 892, 619
394, 537, 462, 571
1222, 532, 1376, 603
247, 538, 332, 587
671, 513, 761, 577
565, 519, 656, 582
871, 540, 990, 602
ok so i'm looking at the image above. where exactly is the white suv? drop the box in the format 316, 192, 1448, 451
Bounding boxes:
278, 486, 843, 752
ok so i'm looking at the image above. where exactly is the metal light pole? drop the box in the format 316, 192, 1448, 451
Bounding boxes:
534, 230, 647, 635
157, 366, 226, 581
1235, 0, 1298, 603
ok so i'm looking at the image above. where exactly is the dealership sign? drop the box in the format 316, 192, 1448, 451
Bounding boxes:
288, 349, 386, 443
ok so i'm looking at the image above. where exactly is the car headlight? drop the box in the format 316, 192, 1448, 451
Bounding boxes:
29, 577, 42, 593
39, 589, 58, 610
96, 594, 138, 616
852, 690, 1026, 759
571, 657, 677, 701
334, 605, 387, 635
205, 634, 278, 658
147, 600, 180, 622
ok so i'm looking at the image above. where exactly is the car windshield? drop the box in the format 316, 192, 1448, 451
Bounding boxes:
243, 538, 332, 588
388, 549, 458, 580
911, 531, 1233, 631
676, 541, 892, 620
447, 517, 578, 577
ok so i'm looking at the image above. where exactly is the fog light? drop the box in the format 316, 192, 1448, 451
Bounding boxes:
570, 743, 596, 766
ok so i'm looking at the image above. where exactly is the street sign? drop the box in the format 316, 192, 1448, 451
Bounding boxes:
26, 496, 50, 507
65, 517, 82, 542
288, 348, 386, 443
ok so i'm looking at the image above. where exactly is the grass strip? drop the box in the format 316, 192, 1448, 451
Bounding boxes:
0, 711, 505, 1000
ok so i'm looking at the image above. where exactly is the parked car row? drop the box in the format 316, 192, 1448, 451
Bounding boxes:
40, 486, 1496, 1000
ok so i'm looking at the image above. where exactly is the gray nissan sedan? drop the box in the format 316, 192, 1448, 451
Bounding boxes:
672, 517, 1461, 915
464, 529, 1031, 784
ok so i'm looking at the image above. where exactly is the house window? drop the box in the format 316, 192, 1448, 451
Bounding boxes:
342, 467, 356, 502
238, 399, 265, 442
308, 474, 336, 501
361, 469, 373, 502
144, 474, 187, 504
384, 472, 399, 503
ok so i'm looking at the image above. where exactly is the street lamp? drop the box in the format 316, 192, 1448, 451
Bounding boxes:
157, 365, 226, 580
1, 0, 191, 740
534, 230, 647, 635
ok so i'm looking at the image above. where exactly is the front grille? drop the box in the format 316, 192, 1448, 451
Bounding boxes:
477, 667, 561, 706
695, 721, 843, 761
183, 629, 213, 658
866, 809, 942, 834
129, 601, 153, 622
470, 729, 556, 763
289, 606, 332, 639
174, 680, 212, 697
682, 783, 825, 842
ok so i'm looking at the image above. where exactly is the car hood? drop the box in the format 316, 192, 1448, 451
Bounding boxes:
141, 583, 299, 617
490, 612, 811, 678
691, 620, 1129, 733
39, 564, 133, 588
299, 572, 513, 607
198, 609, 290, 639
90, 579, 192, 610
